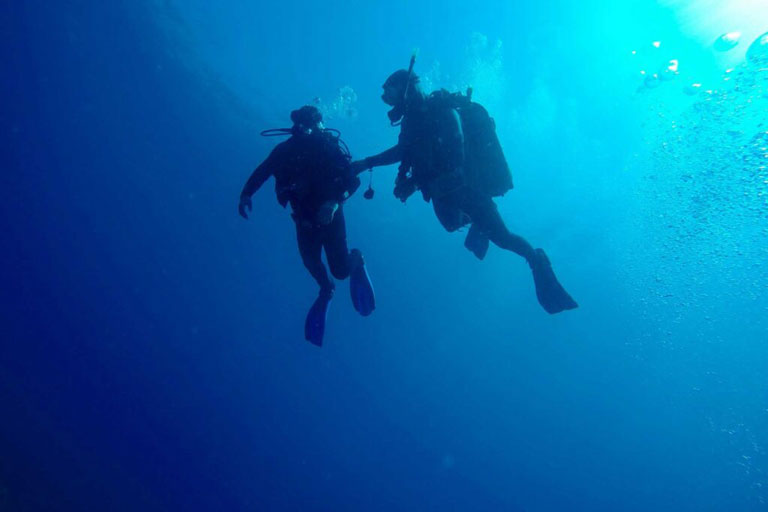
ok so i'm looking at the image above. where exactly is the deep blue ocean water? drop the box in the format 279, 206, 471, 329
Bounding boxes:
2, 1, 768, 510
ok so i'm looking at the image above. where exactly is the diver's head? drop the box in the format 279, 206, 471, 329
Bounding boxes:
290, 105, 324, 135
381, 69, 420, 106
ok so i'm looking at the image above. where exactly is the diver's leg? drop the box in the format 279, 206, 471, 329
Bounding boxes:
464, 193, 577, 313
464, 223, 490, 260
296, 222, 335, 345
464, 194, 535, 262
323, 207, 376, 316
432, 194, 468, 233
297, 222, 334, 293
323, 207, 352, 280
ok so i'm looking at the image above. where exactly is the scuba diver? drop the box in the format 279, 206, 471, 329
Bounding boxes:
351, 59, 577, 314
239, 105, 376, 346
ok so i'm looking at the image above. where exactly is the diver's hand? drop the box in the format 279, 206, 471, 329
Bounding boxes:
317, 201, 339, 225
351, 159, 371, 175
238, 195, 252, 219
393, 177, 416, 203
344, 175, 362, 198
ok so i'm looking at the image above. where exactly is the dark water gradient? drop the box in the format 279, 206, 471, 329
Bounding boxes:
3, 1, 768, 511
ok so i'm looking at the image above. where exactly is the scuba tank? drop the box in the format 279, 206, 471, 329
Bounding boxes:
426, 87, 513, 197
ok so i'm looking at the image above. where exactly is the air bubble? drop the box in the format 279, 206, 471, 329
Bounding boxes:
714, 32, 741, 52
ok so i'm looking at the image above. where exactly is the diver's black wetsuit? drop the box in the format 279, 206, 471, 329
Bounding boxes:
240, 131, 359, 293
365, 95, 535, 262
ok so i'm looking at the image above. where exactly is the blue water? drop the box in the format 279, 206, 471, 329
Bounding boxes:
3, 1, 767, 510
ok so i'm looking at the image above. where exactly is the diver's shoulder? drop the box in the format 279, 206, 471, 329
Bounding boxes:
272, 137, 298, 154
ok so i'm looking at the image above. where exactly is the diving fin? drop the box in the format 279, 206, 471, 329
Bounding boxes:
304, 289, 333, 347
530, 248, 578, 314
349, 249, 375, 316
464, 224, 490, 260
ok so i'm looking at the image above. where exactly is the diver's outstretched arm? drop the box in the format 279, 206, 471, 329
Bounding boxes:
351, 144, 403, 175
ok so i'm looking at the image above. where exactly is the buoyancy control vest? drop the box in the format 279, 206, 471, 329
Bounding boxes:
269, 131, 359, 213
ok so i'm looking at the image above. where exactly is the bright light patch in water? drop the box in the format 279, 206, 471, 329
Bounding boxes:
668, 59, 679, 72
661, 0, 768, 50
659, 59, 680, 81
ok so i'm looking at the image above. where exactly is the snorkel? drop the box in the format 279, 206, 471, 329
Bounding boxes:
386, 52, 418, 126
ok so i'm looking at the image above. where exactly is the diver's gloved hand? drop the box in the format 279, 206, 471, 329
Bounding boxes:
393, 176, 416, 202
316, 201, 339, 226
345, 176, 362, 198
238, 195, 252, 220
351, 159, 371, 175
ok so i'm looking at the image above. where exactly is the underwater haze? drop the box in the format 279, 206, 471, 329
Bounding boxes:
3, 0, 768, 510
